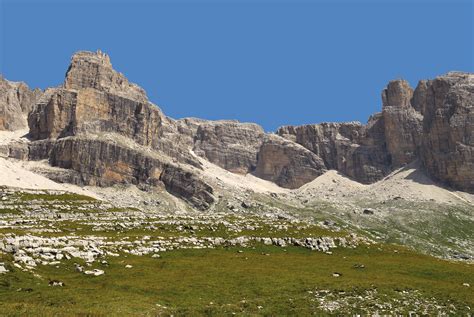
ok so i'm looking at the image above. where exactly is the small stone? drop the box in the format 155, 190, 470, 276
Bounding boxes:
49, 280, 65, 287
353, 263, 365, 269
241, 201, 251, 209
84, 269, 104, 276
363, 208, 375, 215
0, 264, 9, 274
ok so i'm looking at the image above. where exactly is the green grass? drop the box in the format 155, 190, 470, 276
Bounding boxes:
0, 244, 472, 316
0, 208, 21, 215
11, 192, 96, 202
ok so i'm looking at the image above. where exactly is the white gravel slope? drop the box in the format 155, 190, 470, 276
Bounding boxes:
0, 157, 100, 199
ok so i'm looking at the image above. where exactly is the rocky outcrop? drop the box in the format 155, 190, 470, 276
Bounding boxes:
28, 91, 198, 167
254, 134, 326, 188
192, 121, 265, 174
0, 76, 41, 130
418, 72, 473, 192
382, 80, 423, 167
47, 136, 214, 210
278, 122, 365, 169
160, 165, 215, 211
28, 88, 77, 139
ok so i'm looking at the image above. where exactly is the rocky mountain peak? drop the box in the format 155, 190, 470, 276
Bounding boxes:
64, 49, 148, 103
382, 79, 414, 109
70, 49, 112, 67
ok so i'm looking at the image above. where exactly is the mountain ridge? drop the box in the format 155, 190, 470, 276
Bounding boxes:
0, 50, 472, 210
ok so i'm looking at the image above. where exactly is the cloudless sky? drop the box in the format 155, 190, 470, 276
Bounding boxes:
1, 0, 472, 131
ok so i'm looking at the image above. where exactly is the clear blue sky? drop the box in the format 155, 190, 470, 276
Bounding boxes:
1, 0, 472, 131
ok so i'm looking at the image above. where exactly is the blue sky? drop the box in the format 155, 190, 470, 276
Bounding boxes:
1, 0, 472, 131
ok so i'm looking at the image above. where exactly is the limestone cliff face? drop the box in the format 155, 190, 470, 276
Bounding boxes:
0, 76, 41, 131
29, 90, 198, 168
192, 121, 265, 174
47, 136, 214, 210
277, 117, 390, 184
29, 51, 161, 144
418, 73, 473, 192
253, 134, 326, 188
381, 80, 423, 168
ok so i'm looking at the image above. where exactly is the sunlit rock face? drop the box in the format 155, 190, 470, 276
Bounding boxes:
0, 76, 41, 131
277, 119, 391, 184
192, 120, 265, 174
417, 72, 474, 192
253, 134, 327, 189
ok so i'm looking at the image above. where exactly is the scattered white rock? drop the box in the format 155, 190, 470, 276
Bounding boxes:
0, 263, 8, 274
84, 269, 104, 276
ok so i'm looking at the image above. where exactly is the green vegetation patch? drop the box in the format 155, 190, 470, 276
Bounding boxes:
11, 192, 96, 202
0, 245, 472, 316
